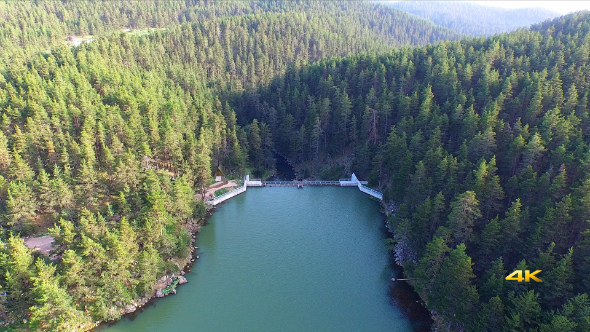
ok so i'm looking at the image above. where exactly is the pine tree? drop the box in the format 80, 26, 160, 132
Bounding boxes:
36, 169, 52, 212
3, 234, 35, 315
543, 248, 575, 309
76, 159, 98, 206
446, 191, 481, 244
506, 290, 542, 330
137, 244, 161, 297
7, 151, 35, 183
51, 170, 75, 215
60, 249, 85, 292
5, 181, 38, 231
539, 314, 577, 332
477, 217, 501, 262
560, 294, 590, 332
117, 191, 131, 215
413, 236, 450, 302
194, 133, 212, 199
29, 259, 87, 330
429, 244, 479, 329
520, 132, 546, 171
474, 296, 505, 332
479, 258, 506, 302
171, 175, 196, 221
248, 119, 263, 170
0, 131, 11, 171
472, 157, 504, 219
49, 218, 76, 247
499, 199, 523, 256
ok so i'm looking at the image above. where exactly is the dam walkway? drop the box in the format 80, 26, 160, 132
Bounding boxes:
206, 173, 383, 206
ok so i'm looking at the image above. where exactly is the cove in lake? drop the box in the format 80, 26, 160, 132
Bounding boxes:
102, 187, 422, 332
272, 151, 296, 180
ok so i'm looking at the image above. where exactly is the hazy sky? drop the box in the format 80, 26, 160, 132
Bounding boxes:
388, 1, 590, 15
472, 1, 590, 14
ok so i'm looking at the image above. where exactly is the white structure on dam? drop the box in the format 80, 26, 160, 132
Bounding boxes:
206, 173, 382, 206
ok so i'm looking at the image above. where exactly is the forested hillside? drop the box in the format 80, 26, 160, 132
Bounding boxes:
383, 1, 559, 36
1, 1, 459, 66
235, 11, 590, 331
0, 1, 460, 330
3, 1, 590, 331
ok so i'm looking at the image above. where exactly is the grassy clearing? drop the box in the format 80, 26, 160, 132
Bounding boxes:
214, 188, 230, 196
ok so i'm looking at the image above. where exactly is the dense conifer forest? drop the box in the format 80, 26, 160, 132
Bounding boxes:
0, 1, 458, 330
1, 1, 590, 331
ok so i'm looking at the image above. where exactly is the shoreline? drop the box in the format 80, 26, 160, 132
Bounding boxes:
381, 199, 433, 332
92, 190, 430, 331
90, 215, 209, 331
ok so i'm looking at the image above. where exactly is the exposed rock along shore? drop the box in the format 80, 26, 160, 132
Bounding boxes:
103, 220, 202, 324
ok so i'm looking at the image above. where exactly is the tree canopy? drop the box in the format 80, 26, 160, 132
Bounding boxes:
1, 1, 590, 331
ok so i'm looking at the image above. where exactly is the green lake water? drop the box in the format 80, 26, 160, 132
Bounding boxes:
103, 186, 415, 332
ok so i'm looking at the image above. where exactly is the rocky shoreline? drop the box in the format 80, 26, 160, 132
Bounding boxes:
88, 219, 205, 331
2, 224, 203, 332
380, 199, 433, 331
122, 229, 200, 314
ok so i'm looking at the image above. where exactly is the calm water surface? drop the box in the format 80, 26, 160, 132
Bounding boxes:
104, 187, 415, 332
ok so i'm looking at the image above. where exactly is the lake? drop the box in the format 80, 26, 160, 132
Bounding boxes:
103, 186, 417, 331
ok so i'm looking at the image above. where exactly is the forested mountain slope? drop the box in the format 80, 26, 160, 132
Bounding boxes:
235, 12, 590, 331
1, 1, 459, 66
0, 1, 461, 330
382, 1, 559, 36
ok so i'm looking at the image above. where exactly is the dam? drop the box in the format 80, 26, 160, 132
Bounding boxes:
206, 173, 383, 206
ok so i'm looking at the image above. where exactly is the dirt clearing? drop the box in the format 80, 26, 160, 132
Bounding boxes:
23, 235, 55, 255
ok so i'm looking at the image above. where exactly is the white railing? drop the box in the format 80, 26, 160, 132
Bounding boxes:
339, 179, 358, 186
245, 179, 263, 186
340, 173, 359, 186
205, 172, 383, 206
244, 174, 262, 186
358, 183, 383, 200
207, 176, 248, 206
341, 173, 383, 200
208, 186, 246, 205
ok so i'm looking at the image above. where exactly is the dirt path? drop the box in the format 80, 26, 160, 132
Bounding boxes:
23, 235, 55, 255
200, 180, 238, 200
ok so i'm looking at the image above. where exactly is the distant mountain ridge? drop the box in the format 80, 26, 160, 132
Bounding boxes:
380, 1, 560, 36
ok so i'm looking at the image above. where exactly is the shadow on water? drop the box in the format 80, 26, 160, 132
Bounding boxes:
382, 223, 433, 332
388, 271, 434, 332
272, 151, 296, 180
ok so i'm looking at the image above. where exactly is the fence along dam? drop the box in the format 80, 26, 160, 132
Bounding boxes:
206, 173, 383, 206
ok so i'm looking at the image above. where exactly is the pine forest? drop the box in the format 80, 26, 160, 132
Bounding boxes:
0, 1, 589, 331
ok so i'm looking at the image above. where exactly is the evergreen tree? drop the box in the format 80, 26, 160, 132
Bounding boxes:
429, 244, 479, 329
0, 131, 11, 171
5, 182, 38, 231
29, 259, 87, 330
446, 191, 481, 245
413, 236, 450, 302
